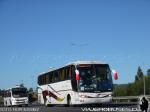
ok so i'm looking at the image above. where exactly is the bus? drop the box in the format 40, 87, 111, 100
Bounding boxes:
37, 61, 118, 106
4, 86, 28, 107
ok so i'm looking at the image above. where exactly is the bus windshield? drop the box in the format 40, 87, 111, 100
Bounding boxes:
12, 88, 28, 98
77, 64, 113, 92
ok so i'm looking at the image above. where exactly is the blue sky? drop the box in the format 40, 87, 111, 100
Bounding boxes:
0, 0, 150, 89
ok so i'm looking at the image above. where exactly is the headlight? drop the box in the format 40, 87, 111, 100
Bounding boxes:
11, 98, 16, 102
79, 95, 88, 98
25, 99, 28, 102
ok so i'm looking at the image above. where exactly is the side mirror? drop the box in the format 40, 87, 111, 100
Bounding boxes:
75, 70, 80, 80
112, 69, 118, 80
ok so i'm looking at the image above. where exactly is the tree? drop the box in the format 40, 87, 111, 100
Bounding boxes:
147, 69, 150, 76
0, 89, 5, 97
135, 75, 139, 82
113, 85, 127, 96
147, 74, 150, 94
0, 89, 2, 96
135, 66, 144, 81
114, 67, 150, 97
20, 83, 24, 87
0, 89, 5, 105
28, 88, 33, 93
28, 88, 37, 103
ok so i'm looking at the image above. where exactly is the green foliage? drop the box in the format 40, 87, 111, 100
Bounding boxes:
28, 88, 37, 103
28, 88, 33, 93
147, 69, 150, 76
126, 83, 133, 96
0, 89, 4, 106
135, 66, 144, 81
113, 85, 127, 96
20, 83, 25, 87
0, 96, 3, 105
114, 67, 150, 96
146, 75, 150, 94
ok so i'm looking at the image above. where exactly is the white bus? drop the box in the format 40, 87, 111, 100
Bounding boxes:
4, 86, 28, 107
37, 61, 118, 106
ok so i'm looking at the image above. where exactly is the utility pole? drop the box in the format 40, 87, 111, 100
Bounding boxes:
143, 76, 145, 96
143, 74, 146, 96
142, 63, 146, 96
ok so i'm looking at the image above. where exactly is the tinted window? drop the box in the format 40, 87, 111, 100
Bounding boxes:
53, 71, 59, 82
12, 88, 27, 98
78, 64, 113, 92
38, 66, 72, 85
65, 67, 70, 80
59, 68, 65, 81
48, 72, 53, 83
46, 74, 49, 84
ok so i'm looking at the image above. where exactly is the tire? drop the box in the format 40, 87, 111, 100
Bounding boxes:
44, 101, 47, 106
43, 97, 47, 106
10, 100, 12, 107
4, 101, 7, 107
67, 95, 72, 107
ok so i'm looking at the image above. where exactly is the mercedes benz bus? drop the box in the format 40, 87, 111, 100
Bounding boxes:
4, 86, 28, 107
37, 61, 118, 106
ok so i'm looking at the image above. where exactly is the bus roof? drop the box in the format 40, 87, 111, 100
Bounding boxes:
6, 85, 26, 90
39, 60, 107, 76
66, 60, 106, 66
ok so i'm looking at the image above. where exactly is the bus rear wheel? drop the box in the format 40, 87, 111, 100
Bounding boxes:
67, 95, 72, 107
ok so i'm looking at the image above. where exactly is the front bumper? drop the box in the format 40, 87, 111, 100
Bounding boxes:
73, 96, 112, 105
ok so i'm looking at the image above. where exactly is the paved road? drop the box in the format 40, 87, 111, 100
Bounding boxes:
0, 103, 144, 112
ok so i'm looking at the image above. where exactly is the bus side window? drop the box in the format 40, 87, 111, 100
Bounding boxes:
46, 74, 49, 84
52, 72, 55, 83
62, 68, 65, 81
44, 74, 46, 85
41, 75, 43, 85
60, 68, 65, 81
56, 71, 59, 82
53, 71, 59, 82
38, 76, 41, 85
40, 76, 42, 85
48, 72, 52, 83
58, 70, 61, 81
65, 67, 70, 80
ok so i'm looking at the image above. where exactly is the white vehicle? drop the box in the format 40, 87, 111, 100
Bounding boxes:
4, 86, 28, 106
37, 61, 118, 106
